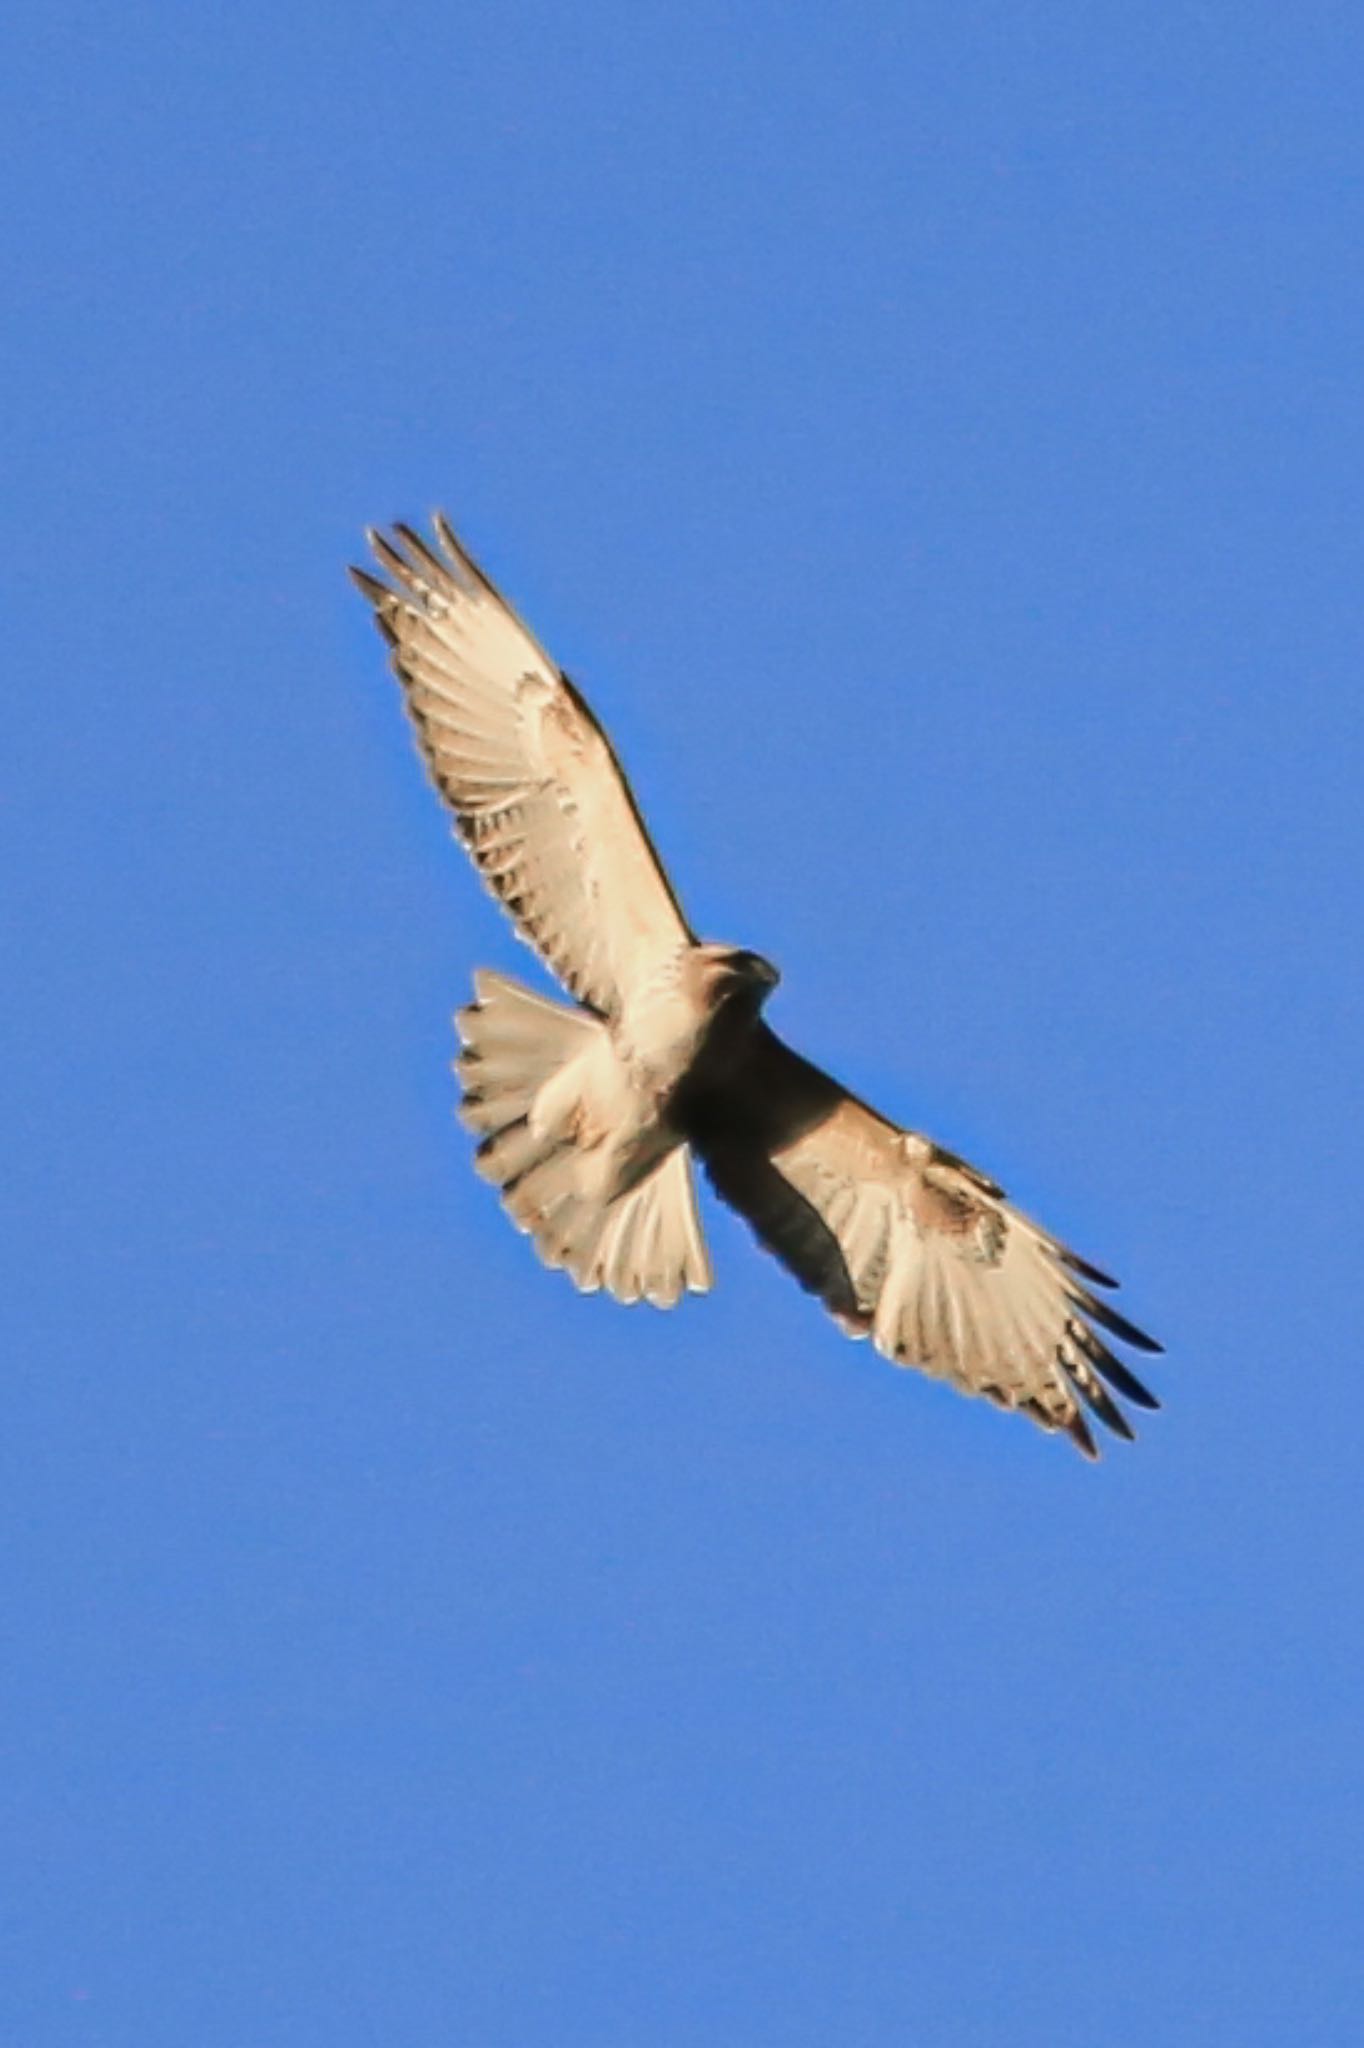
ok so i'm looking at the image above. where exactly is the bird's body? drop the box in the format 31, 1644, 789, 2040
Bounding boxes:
352, 515, 1161, 1456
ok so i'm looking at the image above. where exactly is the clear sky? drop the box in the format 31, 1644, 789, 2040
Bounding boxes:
5, 3, 1363, 2043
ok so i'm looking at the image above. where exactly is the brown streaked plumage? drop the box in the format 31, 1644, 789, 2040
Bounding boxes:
352, 515, 1161, 1455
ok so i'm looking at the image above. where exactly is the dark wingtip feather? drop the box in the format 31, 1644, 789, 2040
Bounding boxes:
1076, 1290, 1163, 1355
1061, 1248, 1119, 1289
1069, 1319, 1161, 1411
393, 520, 450, 583
1072, 1371, 1136, 1443
369, 527, 419, 583
1064, 1406, 1100, 1460
349, 564, 388, 602
1095, 1353, 1160, 1412
431, 510, 487, 587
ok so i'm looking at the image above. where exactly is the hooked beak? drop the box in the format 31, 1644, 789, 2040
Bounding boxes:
723, 948, 780, 992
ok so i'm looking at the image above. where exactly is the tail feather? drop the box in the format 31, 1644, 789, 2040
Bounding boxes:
573, 1149, 712, 1306
458, 967, 596, 1137
455, 970, 711, 1308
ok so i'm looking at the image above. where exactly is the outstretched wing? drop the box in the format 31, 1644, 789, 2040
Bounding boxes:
689, 1029, 1161, 1456
351, 516, 694, 1016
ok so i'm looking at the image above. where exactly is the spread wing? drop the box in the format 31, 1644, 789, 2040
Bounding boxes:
351, 516, 694, 1015
689, 1029, 1161, 1457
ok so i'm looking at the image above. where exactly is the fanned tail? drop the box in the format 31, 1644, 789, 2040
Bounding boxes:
455, 970, 712, 1308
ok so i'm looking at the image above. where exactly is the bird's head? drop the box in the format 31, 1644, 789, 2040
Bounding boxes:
696, 943, 781, 1016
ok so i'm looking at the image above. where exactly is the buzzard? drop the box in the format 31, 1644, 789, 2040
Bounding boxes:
352, 516, 1160, 1456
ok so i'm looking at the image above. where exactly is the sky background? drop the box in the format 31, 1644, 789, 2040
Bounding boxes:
5, 3, 1364, 2042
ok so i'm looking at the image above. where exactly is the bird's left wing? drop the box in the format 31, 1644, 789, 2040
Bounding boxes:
351, 516, 694, 1016
691, 1029, 1161, 1456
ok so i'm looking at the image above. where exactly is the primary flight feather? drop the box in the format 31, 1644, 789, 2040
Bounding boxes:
352, 516, 1160, 1457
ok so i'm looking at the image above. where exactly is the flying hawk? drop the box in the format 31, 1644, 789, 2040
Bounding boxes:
351, 516, 1160, 1456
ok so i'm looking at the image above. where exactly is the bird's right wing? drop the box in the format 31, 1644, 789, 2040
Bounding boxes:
692, 1028, 1161, 1455
351, 516, 694, 1016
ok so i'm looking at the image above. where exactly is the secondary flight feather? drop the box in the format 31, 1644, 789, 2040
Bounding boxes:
352, 515, 1161, 1457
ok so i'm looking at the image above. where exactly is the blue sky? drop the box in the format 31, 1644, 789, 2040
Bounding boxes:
5, 3, 1363, 2042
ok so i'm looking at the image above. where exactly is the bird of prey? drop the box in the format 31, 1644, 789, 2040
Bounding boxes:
351, 515, 1160, 1456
